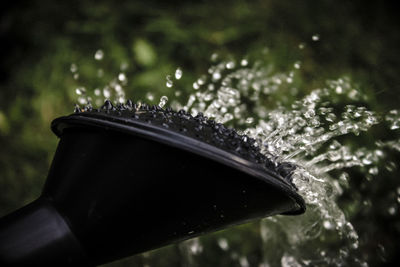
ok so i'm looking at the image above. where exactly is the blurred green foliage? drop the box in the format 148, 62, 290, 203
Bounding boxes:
1, 0, 399, 266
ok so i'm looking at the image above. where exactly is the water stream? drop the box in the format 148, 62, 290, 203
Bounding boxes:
72, 46, 399, 266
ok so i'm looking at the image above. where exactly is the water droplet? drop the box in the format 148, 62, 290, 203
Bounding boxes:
77, 96, 87, 105
94, 49, 104, 60
362, 157, 373, 165
115, 87, 124, 98
118, 73, 126, 82
210, 53, 218, 62
385, 161, 396, 172
175, 67, 183, 80
388, 206, 396, 215
159, 96, 168, 108
294, 61, 301, 69
245, 117, 254, 124
212, 71, 221, 81
327, 151, 341, 162
70, 63, 78, 73
240, 59, 248, 66
348, 89, 359, 100
125, 99, 133, 108
102, 99, 114, 110
390, 123, 400, 130
187, 238, 203, 255
75, 87, 85, 95
334, 86, 343, 94
326, 113, 336, 122
74, 104, 81, 113
298, 43, 305, 49
226, 61, 235, 69
239, 257, 249, 267
117, 96, 125, 103
312, 34, 320, 41
193, 82, 200, 90
166, 75, 173, 88
146, 92, 154, 101
73, 73, 79, 80
323, 220, 334, 230
368, 167, 378, 175
217, 238, 229, 251
197, 76, 206, 85
103, 87, 111, 98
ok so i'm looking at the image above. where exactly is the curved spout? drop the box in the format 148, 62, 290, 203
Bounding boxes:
0, 198, 92, 266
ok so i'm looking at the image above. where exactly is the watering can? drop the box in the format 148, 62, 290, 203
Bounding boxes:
0, 103, 305, 266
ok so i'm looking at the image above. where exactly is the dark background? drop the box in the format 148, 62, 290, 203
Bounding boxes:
1, 0, 399, 266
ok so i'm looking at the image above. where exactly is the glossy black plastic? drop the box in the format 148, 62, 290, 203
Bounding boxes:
0, 111, 305, 266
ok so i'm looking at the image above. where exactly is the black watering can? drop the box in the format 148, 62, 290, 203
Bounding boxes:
0, 101, 305, 266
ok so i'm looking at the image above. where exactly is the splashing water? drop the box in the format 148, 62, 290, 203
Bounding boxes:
72, 48, 399, 266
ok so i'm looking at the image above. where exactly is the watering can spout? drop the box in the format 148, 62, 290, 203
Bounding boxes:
0, 104, 305, 266
0, 198, 92, 266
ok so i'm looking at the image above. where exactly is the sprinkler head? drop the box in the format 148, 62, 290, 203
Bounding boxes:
0, 101, 305, 266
